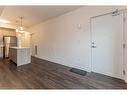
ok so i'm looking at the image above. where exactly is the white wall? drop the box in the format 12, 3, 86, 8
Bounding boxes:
28, 6, 127, 72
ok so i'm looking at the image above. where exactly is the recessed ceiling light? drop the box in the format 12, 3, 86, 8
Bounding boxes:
0, 19, 10, 23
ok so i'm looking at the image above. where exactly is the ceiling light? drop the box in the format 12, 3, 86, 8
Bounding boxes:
19, 30, 25, 33
0, 19, 10, 23
15, 17, 25, 33
20, 26, 23, 31
16, 28, 19, 32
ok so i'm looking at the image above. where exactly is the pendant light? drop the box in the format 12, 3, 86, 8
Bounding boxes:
16, 20, 19, 32
16, 17, 25, 33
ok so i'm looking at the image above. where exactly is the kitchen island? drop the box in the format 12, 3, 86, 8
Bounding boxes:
9, 47, 31, 66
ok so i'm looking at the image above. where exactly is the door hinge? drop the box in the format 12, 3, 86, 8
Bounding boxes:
123, 70, 126, 75
123, 17, 126, 22
123, 43, 126, 48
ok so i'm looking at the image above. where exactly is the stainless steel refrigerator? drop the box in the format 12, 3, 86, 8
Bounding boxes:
3, 36, 17, 58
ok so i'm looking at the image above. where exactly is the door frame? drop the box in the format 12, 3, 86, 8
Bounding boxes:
90, 11, 126, 82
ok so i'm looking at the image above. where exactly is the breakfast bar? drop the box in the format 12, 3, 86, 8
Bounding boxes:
9, 47, 31, 66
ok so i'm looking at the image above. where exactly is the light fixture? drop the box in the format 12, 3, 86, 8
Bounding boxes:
15, 17, 25, 33
16, 28, 18, 32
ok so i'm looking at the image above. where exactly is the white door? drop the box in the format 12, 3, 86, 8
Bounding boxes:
91, 13, 124, 79
124, 12, 127, 81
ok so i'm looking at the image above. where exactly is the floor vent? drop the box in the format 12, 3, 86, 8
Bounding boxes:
70, 68, 87, 76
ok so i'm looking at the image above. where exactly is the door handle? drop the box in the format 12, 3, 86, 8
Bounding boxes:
92, 45, 96, 48
91, 41, 96, 48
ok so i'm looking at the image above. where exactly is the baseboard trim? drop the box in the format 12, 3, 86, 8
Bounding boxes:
31, 56, 90, 72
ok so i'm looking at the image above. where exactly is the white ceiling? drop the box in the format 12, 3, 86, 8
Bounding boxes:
0, 6, 81, 28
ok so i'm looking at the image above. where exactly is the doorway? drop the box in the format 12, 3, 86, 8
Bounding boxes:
91, 11, 124, 79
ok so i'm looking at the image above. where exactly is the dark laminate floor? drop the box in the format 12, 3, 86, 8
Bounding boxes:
0, 56, 127, 89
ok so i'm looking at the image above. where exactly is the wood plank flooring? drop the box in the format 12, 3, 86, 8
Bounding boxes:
0, 56, 126, 89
